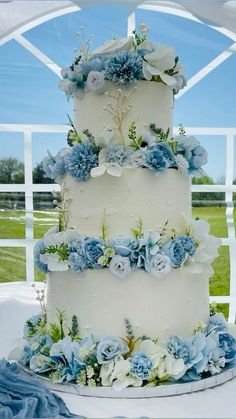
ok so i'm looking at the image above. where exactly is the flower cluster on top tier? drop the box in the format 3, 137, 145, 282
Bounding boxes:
19, 311, 236, 389
59, 24, 186, 100
42, 124, 208, 183
35, 219, 220, 278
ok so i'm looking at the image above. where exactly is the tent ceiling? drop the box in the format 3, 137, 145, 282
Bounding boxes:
1, 0, 236, 45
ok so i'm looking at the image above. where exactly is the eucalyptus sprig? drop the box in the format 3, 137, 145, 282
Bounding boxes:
41, 244, 69, 262
122, 318, 140, 358
67, 114, 81, 146
131, 217, 144, 239
149, 123, 170, 142
101, 210, 108, 241
179, 124, 186, 135
128, 121, 143, 149
132, 23, 148, 46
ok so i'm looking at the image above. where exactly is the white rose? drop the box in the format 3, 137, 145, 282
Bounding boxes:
85, 70, 106, 94
92, 36, 135, 57
143, 44, 177, 86
145, 254, 171, 277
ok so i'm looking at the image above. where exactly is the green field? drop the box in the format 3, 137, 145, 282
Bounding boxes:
0, 207, 235, 318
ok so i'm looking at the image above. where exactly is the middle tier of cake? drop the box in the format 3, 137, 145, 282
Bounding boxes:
63, 168, 192, 237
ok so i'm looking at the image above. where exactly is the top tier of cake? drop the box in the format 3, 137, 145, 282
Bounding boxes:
74, 81, 173, 141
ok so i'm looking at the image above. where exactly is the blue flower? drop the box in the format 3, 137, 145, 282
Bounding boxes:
72, 335, 96, 364
102, 145, 131, 166
30, 354, 54, 373
155, 142, 176, 167
112, 235, 134, 257
96, 335, 129, 364
178, 236, 196, 257
78, 57, 106, 78
162, 239, 186, 268
218, 333, 236, 363
175, 134, 199, 160
182, 332, 210, 381
143, 144, 169, 173
167, 335, 189, 361
42, 149, 68, 182
68, 251, 88, 273
23, 314, 42, 339
64, 140, 98, 181
34, 239, 48, 273
205, 313, 228, 336
130, 351, 153, 380
109, 255, 132, 279
59, 67, 85, 100
188, 146, 208, 174
104, 51, 143, 84
84, 237, 104, 268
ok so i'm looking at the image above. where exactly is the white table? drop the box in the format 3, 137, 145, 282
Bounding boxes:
1, 282, 236, 418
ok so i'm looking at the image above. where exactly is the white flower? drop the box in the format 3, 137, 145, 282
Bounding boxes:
109, 255, 132, 279
40, 253, 69, 272
145, 254, 171, 277
175, 154, 189, 174
185, 219, 221, 273
94, 125, 114, 148
143, 44, 177, 86
140, 340, 186, 380
85, 70, 106, 94
91, 36, 135, 57
43, 229, 78, 247
100, 357, 142, 390
91, 162, 123, 177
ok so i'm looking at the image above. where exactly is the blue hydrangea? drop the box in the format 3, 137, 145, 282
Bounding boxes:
205, 313, 228, 336
64, 140, 98, 181
84, 237, 104, 268
34, 239, 48, 273
68, 251, 88, 273
179, 236, 196, 257
167, 335, 189, 361
143, 144, 169, 173
59, 67, 85, 100
130, 351, 153, 380
218, 333, 236, 363
162, 239, 186, 268
104, 51, 143, 84
96, 335, 129, 364
103, 145, 131, 166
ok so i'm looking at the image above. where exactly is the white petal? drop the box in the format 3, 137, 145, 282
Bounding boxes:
107, 165, 123, 177
160, 72, 177, 87
90, 165, 106, 177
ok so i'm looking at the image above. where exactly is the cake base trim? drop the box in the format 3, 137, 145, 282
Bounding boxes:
21, 361, 236, 398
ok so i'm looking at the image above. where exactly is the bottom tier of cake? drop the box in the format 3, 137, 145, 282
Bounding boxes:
47, 268, 210, 339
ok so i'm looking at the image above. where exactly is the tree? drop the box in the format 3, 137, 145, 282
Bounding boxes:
192, 174, 224, 206
33, 161, 54, 184
0, 158, 24, 183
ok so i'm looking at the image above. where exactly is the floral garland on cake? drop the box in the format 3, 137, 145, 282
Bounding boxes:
19, 308, 236, 389
59, 24, 186, 100
35, 219, 220, 278
42, 123, 208, 184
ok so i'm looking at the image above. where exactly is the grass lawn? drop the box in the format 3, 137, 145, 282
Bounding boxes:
0, 207, 234, 319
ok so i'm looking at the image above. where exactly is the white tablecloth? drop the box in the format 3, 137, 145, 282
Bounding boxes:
1, 282, 236, 418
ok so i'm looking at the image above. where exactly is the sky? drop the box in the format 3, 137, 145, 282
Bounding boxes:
0, 5, 236, 181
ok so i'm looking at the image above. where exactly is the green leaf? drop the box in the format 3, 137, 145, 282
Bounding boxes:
49, 323, 61, 342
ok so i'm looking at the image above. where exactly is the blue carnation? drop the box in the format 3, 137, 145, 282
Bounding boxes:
143, 144, 168, 173
84, 237, 104, 268
68, 251, 88, 273
218, 333, 236, 363
130, 351, 153, 380
104, 51, 143, 84
64, 140, 98, 181
103, 145, 131, 166
78, 57, 106, 78
167, 335, 189, 361
155, 142, 176, 167
34, 239, 48, 273
162, 239, 186, 268
179, 236, 196, 257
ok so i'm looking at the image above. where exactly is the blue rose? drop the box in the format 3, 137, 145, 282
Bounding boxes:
179, 236, 196, 257
68, 252, 88, 273
189, 146, 208, 170
130, 351, 153, 380
155, 142, 176, 167
162, 239, 186, 268
218, 333, 236, 363
96, 335, 129, 364
112, 235, 134, 257
84, 237, 104, 268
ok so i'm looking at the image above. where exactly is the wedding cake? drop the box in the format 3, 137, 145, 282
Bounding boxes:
20, 26, 236, 390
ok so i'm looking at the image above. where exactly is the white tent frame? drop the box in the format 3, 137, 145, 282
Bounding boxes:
0, 3, 236, 321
